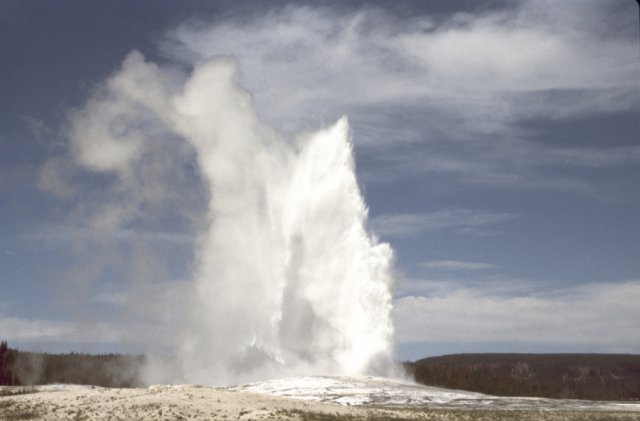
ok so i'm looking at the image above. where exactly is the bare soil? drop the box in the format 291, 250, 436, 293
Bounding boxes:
1, 385, 639, 420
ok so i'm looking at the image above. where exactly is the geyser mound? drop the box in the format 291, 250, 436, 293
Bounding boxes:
68, 52, 396, 385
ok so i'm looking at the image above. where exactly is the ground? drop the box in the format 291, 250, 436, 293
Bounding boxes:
2, 383, 640, 421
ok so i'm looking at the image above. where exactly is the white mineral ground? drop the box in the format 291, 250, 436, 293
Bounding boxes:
2, 376, 640, 420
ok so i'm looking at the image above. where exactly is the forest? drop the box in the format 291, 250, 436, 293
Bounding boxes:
407, 353, 640, 401
0, 341, 143, 388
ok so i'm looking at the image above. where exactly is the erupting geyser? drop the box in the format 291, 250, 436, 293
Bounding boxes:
174, 59, 395, 384
69, 52, 396, 385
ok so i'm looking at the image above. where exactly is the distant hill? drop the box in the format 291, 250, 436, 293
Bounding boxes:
407, 353, 640, 401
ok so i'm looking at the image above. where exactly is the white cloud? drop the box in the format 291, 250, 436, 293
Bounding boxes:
165, 2, 637, 132
370, 209, 517, 238
0, 317, 121, 343
421, 260, 498, 271
546, 147, 640, 169
92, 291, 127, 306
20, 226, 193, 247
45, 280, 191, 357
160, 2, 639, 195
363, 134, 640, 193
393, 280, 640, 350
0, 317, 73, 341
115, 229, 193, 245
60, 280, 193, 347
0, 311, 182, 349
5, 279, 639, 355
394, 275, 542, 301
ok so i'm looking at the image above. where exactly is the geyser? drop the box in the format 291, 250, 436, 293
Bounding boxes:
68, 52, 396, 385
175, 59, 395, 384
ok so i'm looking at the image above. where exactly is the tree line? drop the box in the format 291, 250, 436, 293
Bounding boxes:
406, 353, 640, 401
4, 341, 640, 400
0, 341, 144, 388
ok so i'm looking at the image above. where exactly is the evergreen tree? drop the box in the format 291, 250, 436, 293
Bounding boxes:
0, 339, 15, 385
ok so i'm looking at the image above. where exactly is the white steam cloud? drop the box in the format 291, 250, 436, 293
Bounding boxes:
62, 52, 396, 385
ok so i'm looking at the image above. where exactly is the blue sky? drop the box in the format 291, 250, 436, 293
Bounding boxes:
1, 0, 639, 361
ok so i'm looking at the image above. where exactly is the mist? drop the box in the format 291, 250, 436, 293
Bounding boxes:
60, 52, 396, 385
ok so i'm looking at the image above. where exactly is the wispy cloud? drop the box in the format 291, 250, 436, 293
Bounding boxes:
393, 280, 640, 351
394, 275, 542, 300
20, 227, 194, 247
92, 291, 127, 306
362, 137, 640, 196
0, 317, 113, 343
165, 2, 637, 127
0, 313, 182, 348
21, 115, 53, 138
421, 260, 498, 271
161, 2, 638, 196
370, 209, 517, 238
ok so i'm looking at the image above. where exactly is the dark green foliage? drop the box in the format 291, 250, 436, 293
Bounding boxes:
407, 353, 640, 401
0, 340, 18, 385
0, 341, 144, 387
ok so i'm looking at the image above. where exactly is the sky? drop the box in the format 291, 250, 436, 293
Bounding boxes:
1, 0, 639, 362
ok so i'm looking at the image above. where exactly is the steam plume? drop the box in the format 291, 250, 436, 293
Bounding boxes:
66, 52, 395, 385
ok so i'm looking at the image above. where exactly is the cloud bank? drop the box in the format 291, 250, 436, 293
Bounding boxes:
166, 1, 637, 124
370, 209, 517, 238
161, 1, 638, 194
420, 261, 499, 271
394, 280, 640, 351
